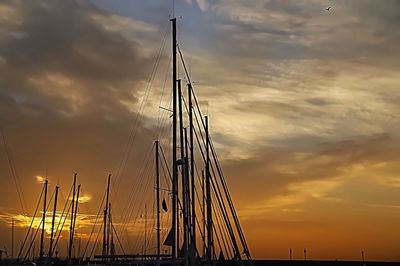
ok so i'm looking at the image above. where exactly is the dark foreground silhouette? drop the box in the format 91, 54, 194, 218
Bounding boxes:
1, 259, 400, 266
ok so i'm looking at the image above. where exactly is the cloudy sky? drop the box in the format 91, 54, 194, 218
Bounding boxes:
0, 0, 400, 261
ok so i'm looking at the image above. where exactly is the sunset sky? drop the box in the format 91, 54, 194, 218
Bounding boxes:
0, 0, 400, 261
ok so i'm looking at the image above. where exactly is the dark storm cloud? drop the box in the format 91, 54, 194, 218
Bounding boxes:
0, 1, 168, 214
0, 0, 155, 121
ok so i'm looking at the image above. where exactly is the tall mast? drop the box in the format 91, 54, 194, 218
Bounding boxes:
108, 202, 112, 258
11, 216, 14, 258
144, 204, 147, 256
178, 80, 189, 262
103, 174, 111, 261
72, 184, 81, 259
205, 116, 213, 261
184, 127, 190, 249
155, 140, 161, 262
68, 173, 77, 264
39, 179, 48, 259
48, 186, 59, 257
109, 205, 114, 257
171, 16, 178, 262
188, 83, 196, 252
202, 169, 206, 258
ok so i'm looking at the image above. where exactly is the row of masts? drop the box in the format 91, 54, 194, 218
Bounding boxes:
9, 17, 251, 265
102, 174, 117, 262
15, 173, 81, 264
169, 17, 213, 264
166, 17, 252, 264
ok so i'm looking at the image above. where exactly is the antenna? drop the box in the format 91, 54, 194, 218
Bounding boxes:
172, 0, 175, 18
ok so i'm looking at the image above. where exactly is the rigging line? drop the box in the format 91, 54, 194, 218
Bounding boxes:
182, 94, 235, 251
117, 144, 154, 235
188, 149, 230, 258
120, 149, 156, 252
191, 85, 251, 260
52, 204, 72, 257
159, 149, 171, 191
156, 53, 172, 138
208, 139, 250, 259
111, 23, 170, 205
190, 115, 241, 257
158, 147, 172, 245
50, 184, 74, 256
119, 142, 155, 219
130, 165, 156, 252
51, 197, 73, 256
89, 221, 103, 258
112, 223, 126, 255
23, 188, 56, 261
210, 205, 224, 260
1, 126, 27, 213
177, 43, 191, 85
115, 23, 168, 177
177, 45, 247, 256
211, 191, 232, 259
159, 145, 206, 259
81, 190, 106, 260
177, 45, 247, 260
53, 185, 73, 242
175, 91, 212, 259
159, 144, 172, 182
157, 115, 172, 165
213, 190, 235, 259
187, 134, 233, 257
117, 143, 155, 241
23, 217, 42, 261
16, 185, 44, 261
0, 126, 27, 215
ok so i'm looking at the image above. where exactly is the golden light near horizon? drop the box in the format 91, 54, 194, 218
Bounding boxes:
35, 176, 46, 184
1, 213, 94, 237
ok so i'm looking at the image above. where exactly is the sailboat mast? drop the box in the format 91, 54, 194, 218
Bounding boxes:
202, 169, 206, 258
144, 204, 147, 256
48, 186, 59, 257
11, 216, 14, 258
184, 127, 190, 248
109, 205, 114, 257
171, 17, 178, 262
39, 179, 48, 259
72, 184, 81, 259
178, 80, 189, 261
188, 83, 196, 251
205, 116, 213, 261
68, 173, 77, 264
108, 202, 112, 258
155, 140, 161, 262
103, 174, 111, 261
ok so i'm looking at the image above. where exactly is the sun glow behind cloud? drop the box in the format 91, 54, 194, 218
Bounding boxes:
35, 176, 46, 183
0, 212, 96, 236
